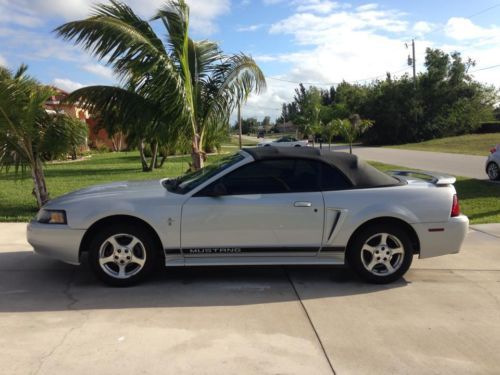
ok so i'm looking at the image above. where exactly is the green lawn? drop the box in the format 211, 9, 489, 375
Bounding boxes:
388, 133, 500, 156
370, 161, 500, 224
0, 152, 498, 224
0, 151, 227, 222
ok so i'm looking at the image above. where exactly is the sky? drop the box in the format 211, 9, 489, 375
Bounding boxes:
1, 0, 500, 122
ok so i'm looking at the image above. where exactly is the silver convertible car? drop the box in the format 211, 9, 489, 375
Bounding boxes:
27, 147, 468, 286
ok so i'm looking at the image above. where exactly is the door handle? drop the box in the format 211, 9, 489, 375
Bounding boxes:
294, 201, 312, 207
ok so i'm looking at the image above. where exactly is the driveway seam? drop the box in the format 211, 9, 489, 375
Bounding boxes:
470, 228, 500, 239
283, 267, 336, 375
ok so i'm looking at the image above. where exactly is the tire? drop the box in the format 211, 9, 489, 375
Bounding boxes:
294, 144, 301, 147
88, 224, 159, 287
486, 162, 500, 181
346, 224, 414, 284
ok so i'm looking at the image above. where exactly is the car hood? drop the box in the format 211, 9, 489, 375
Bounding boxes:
46, 179, 167, 207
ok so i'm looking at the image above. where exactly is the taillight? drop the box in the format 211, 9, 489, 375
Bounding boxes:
451, 194, 460, 217
490, 147, 496, 154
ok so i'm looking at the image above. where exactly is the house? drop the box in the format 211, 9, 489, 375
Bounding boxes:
45, 87, 127, 151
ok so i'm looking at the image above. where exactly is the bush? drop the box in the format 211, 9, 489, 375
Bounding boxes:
476, 122, 500, 133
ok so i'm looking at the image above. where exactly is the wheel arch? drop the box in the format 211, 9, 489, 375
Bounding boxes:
346, 217, 420, 255
79, 215, 164, 260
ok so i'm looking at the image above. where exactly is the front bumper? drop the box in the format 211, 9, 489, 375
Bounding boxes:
413, 215, 469, 259
27, 221, 86, 265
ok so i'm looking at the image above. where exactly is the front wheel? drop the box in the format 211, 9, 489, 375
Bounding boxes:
88, 224, 158, 286
346, 224, 414, 284
487, 162, 500, 181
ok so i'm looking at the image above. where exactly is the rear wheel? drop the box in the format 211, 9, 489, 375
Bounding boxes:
487, 162, 500, 181
294, 144, 301, 147
347, 224, 413, 284
88, 224, 158, 286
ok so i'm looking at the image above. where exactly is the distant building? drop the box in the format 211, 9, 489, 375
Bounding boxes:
44, 87, 127, 151
276, 121, 297, 133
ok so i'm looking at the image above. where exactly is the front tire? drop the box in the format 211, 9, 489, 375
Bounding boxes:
487, 162, 500, 181
88, 224, 158, 286
346, 224, 413, 284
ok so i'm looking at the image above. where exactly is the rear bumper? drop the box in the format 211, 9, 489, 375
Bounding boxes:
413, 215, 469, 259
27, 221, 85, 265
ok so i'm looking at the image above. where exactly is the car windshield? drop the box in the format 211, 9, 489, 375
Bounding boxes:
164, 153, 245, 194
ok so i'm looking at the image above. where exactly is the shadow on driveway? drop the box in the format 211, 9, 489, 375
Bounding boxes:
0, 251, 409, 313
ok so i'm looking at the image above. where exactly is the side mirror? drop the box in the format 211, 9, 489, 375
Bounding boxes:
204, 182, 227, 197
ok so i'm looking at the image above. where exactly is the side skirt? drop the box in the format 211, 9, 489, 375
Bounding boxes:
163, 247, 346, 267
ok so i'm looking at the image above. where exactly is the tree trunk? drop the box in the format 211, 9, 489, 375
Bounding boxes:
349, 142, 353, 154
156, 155, 167, 168
138, 140, 150, 172
31, 157, 49, 208
149, 141, 158, 171
191, 133, 205, 171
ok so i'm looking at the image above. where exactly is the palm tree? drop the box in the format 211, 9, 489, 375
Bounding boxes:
323, 120, 338, 150
56, 0, 266, 170
0, 65, 88, 207
332, 115, 373, 154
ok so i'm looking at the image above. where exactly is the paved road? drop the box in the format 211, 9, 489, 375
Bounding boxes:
1, 223, 500, 375
238, 136, 489, 180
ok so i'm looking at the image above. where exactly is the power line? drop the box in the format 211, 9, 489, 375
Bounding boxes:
266, 67, 410, 87
470, 63, 500, 72
468, 2, 500, 19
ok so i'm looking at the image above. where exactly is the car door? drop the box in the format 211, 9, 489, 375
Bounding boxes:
180, 159, 325, 257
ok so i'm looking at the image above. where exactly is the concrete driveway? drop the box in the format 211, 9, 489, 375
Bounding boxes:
1, 223, 499, 375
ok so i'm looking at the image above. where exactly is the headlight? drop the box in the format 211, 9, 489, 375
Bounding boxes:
36, 209, 67, 224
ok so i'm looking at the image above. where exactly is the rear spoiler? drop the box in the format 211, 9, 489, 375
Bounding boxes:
389, 170, 456, 186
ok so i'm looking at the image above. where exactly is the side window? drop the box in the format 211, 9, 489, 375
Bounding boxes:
198, 159, 322, 196
320, 163, 352, 190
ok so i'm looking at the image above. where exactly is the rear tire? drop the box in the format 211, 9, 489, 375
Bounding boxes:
88, 224, 158, 287
487, 162, 500, 181
346, 224, 413, 284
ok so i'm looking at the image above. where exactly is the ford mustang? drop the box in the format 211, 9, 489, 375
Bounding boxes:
27, 147, 469, 286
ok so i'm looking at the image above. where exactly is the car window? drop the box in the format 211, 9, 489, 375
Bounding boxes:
320, 163, 352, 190
198, 159, 323, 196
165, 153, 245, 194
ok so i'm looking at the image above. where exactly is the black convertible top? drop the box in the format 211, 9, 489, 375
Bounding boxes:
243, 146, 400, 188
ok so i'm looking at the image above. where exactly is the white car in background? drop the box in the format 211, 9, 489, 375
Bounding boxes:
27, 147, 468, 287
258, 136, 309, 148
486, 144, 500, 181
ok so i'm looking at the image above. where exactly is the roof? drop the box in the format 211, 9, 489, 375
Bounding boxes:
243, 146, 400, 188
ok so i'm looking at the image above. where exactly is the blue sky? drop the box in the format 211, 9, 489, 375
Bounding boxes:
1, 0, 500, 121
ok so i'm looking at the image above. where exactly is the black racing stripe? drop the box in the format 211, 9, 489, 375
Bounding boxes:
164, 249, 182, 255
320, 246, 345, 253
183, 247, 320, 255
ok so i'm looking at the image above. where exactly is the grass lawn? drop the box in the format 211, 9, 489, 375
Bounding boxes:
0, 151, 227, 222
388, 133, 500, 156
0, 151, 498, 224
370, 161, 500, 224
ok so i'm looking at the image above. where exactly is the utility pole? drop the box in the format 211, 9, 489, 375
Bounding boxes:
412, 39, 416, 89
407, 39, 417, 89
238, 101, 242, 150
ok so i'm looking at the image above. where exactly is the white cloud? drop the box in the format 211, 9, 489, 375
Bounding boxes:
413, 21, 434, 36
296, 1, 340, 14
0, 0, 229, 35
82, 63, 115, 80
52, 78, 84, 92
356, 3, 378, 12
237, 24, 265, 32
0, 54, 7, 67
445, 17, 500, 41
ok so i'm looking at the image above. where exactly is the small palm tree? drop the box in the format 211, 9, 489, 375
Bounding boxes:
56, 0, 266, 170
333, 115, 373, 154
0, 65, 87, 207
323, 120, 339, 150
